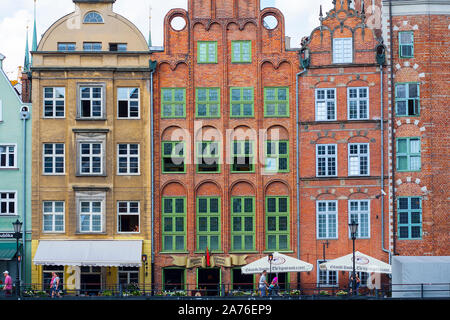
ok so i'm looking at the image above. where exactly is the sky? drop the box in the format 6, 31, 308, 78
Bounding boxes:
0, 0, 335, 79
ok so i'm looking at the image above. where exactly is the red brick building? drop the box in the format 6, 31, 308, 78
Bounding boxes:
151, 0, 300, 294
297, 0, 391, 290
382, 0, 450, 256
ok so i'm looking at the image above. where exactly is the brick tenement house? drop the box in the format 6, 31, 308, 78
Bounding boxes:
297, 0, 391, 290
151, 0, 300, 293
381, 0, 450, 256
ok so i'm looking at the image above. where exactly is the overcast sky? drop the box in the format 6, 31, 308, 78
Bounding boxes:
0, 0, 335, 79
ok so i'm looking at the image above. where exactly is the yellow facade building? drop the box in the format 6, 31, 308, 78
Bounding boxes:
31, 0, 152, 294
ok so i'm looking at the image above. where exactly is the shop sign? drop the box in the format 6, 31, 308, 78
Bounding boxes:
170, 255, 248, 269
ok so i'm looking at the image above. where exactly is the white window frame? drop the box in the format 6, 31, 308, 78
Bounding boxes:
348, 272, 370, 287
118, 267, 140, 285
117, 88, 140, 119
333, 38, 353, 64
316, 200, 338, 239
347, 87, 369, 120
78, 142, 104, 176
315, 89, 336, 121
348, 200, 371, 239
117, 144, 140, 175
43, 143, 65, 175
0, 144, 17, 169
348, 143, 370, 176
117, 201, 140, 234
42, 201, 65, 233
78, 200, 104, 233
0, 191, 17, 216
316, 144, 337, 177
78, 85, 105, 119
43, 87, 65, 118
317, 260, 339, 287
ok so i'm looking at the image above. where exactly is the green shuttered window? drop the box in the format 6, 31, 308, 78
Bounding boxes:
161, 88, 186, 118
196, 88, 220, 118
198, 41, 218, 64
197, 197, 221, 252
264, 87, 289, 117
162, 197, 186, 252
266, 197, 290, 251
230, 87, 254, 118
231, 197, 255, 252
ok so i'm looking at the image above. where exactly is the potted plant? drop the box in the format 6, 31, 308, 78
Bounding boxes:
100, 290, 114, 297
336, 290, 348, 297
35, 291, 48, 298
319, 290, 330, 296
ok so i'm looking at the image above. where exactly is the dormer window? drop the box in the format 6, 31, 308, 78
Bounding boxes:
333, 38, 353, 64
84, 11, 104, 24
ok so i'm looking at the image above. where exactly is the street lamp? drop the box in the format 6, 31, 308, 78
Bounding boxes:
12, 219, 23, 298
268, 253, 274, 278
349, 220, 359, 296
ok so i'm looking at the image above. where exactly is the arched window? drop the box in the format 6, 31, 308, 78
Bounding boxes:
83, 12, 104, 24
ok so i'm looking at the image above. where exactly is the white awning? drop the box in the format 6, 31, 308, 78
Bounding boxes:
319, 251, 392, 274
33, 240, 142, 267
241, 252, 313, 274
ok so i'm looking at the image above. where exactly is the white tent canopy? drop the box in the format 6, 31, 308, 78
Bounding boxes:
33, 240, 143, 267
319, 251, 392, 274
241, 252, 313, 274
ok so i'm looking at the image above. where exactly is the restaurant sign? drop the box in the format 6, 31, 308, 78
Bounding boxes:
0, 232, 14, 239
171, 255, 248, 269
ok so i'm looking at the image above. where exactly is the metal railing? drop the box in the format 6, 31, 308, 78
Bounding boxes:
3, 282, 449, 299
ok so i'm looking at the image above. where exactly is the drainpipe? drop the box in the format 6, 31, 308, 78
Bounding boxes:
21, 106, 30, 287
379, 65, 390, 258
296, 57, 307, 288
389, 0, 398, 256
150, 61, 156, 295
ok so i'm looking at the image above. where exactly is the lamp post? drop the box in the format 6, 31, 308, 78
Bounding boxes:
349, 220, 359, 296
268, 253, 274, 279
12, 219, 23, 298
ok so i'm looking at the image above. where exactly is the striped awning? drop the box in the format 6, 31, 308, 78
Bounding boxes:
0, 242, 17, 261
33, 240, 142, 267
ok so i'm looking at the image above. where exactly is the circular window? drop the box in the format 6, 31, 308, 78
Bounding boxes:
263, 15, 278, 30
170, 16, 187, 31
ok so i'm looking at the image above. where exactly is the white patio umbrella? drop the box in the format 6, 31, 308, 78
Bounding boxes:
319, 251, 392, 274
241, 252, 313, 274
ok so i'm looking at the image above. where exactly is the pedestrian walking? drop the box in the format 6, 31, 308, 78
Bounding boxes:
50, 272, 61, 298
258, 270, 269, 297
2, 271, 12, 297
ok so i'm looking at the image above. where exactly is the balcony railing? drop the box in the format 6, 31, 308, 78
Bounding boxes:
2, 282, 448, 299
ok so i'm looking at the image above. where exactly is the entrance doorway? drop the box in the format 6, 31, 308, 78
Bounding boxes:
197, 268, 220, 296
163, 268, 185, 291
80, 267, 102, 296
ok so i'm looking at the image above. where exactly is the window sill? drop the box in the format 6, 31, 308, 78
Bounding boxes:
159, 251, 190, 255
75, 118, 107, 121
0, 168, 19, 171
229, 251, 258, 254
75, 174, 107, 177
42, 173, 66, 176
74, 232, 107, 235
117, 232, 141, 235
0, 215, 19, 218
